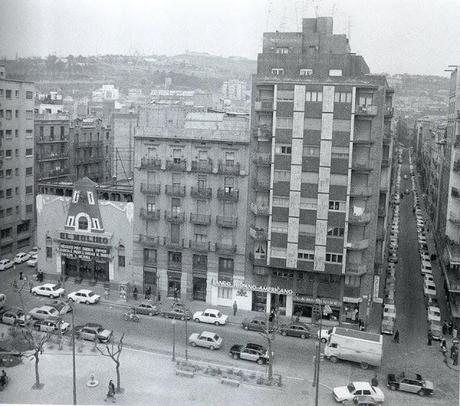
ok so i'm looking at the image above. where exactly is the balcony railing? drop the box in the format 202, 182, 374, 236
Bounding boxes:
40, 168, 70, 180
452, 187, 460, 199
215, 242, 237, 255
348, 211, 371, 224
449, 211, 460, 225
249, 202, 270, 216
216, 215, 238, 228
138, 235, 160, 247
249, 226, 267, 241
253, 179, 270, 192
75, 141, 103, 148
165, 185, 186, 197
163, 237, 185, 249
345, 263, 367, 275
36, 137, 68, 144
218, 162, 241, 175
190, 213, 211, 225
254, 99, 274, 112
140, 183, 161, 195
355, 105, 378, 116
191, 186, 212, 199
253, 126, 272, 141
217, 188, 239, 202
384, 106, 394, 117
352, 138, 374, 145
248, 252, 267, 266
352, 162, 373, 172
164, 210, 185, 223
36, 152, 69, 161
350, 186, 373, 197
165, 160, 187, 172
140, 157, 162, 170
189, 240, 212, 252
191, 160, 213, 173
253, 153, 271, 166
346, 239, 369, 250
139, 208, 161, 221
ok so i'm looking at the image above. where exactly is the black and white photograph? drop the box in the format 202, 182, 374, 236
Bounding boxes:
0, 0, 459, 405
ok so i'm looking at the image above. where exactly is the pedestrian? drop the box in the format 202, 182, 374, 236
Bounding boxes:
454, 349, 459, 366
232, 300, 238, 317
448, 320, 454, 335
173, 287, 178, 301
427, 330, 433, 346
29, 280, 33, 293
443, 320, 448, 336
371, 374, 379, 387
133, 286, 138, 301
105, 379, 116, 403
393, 329, 400, 343
19, 271, 23, 280
440, 337, 447, 351
450, 344, 456, 359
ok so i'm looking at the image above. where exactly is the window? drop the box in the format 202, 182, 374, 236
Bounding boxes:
0, 89, 3, 97
26, 204, 33, 213
271, 222, 288, 233
334, 92, 352, 103
26, 110, 33, 120
276, 117, 293, 129
5, 150, 12, 158
325, 253, 343, 263
0, 110, 2, 118
271, 247, 287, 258
25, 148, 33, 156
225, 151, 235, 166
26, 186, 33, 194
15, 187, 19, 195
14, 168, 18, 176
46, 237, 53, 258
6, 208, 12, 216
328, 227, 345, 237
224, 177, 234, 193
193, 254, 207, 270
305, 91, 322, 102
39, 126, 44, 138
5, 110, 12, 120
275, 47, 289, 54
6, 90, 11, 99
5, 130, 12, 139
1, 227, 12, 239
272, 197, 289, 208
15, 90, 19, 98
277, 90, 294, 101
273, 170, 290, 182
0, 170, 3, 178
217, 287, 232, 299
144, 248, 157, 264
50, 126, 55, 139
0, 210, 3, 218
329, 69, 343, 77
303, 145, 320, 157
26, 129, 33, 138
297, 250, 315, 261
172, 149, 182, 163
91, 218, 101, 229
218, 258, 234, 283
25, 167, 32, 176
300, 68, 313, 76
271, 68, 284, 75
66, 216, 75, 227
118, 244, 125, 267
168, 251, 182, 266
6, 188, 12, 198
358, 94, 373, 107
275, 145, 292, 155
72, 191, 80, 203
15, 149, 19, 157
87, 191, 95, 205
299, 223, 316, 235
78, 216, 88, 230
0, 190, 3, 198
329, 201, 346, 211
5, 169, 11, 178
26, 91, 33, 99
331, 146, 349, 159
345, 275, 360, 287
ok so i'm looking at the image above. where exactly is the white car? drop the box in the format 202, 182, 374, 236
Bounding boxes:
0, 259, 14, 271
383, 304, 396, 319
381, 315, 395, 335
318, 328, 333, 343
420, 253, 430, 262
427, 306, 441, 323
424, 274, 434, 284
193, 309, 228, 326
423, 281, 437, 297
14, 252, 30, 263
188, 331, 223, 350
29, 305, 60, 320
31, 283, 65, 298
333, 382, 385, 403
26, 254, 38, 267
68, 289, 100, 304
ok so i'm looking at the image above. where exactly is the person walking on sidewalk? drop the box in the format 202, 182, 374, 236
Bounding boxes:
441, 337, 447, 352
105, 380, 116, 403
443, 320, 449, 336
393, 329, 400, 343
233, 300, 238, 317
133, 286, 138, 301
427, 330, 433, 346
371, 374, 379, 387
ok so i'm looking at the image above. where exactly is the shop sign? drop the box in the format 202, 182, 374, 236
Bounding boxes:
343, 296, 362, 303
59, 243, 111, 260
58, 232, 110, 245
213, 280, 293, 295
293, 296, 341, 307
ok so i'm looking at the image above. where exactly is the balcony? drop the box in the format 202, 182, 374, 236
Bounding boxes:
454, 161, 460, 172
254, 99, 274, 112
216, 215, 238, 228
191, 186, 212, 199
215, 242, 237, 255
355, 105, 378, 116
378, 207, 386, 217
217, 188, 239, 202
190, 213, 211, 225
166, 160, 187, 172
352, 161, 373, 172
191, 159, 213, 173
40, 168, 70, 180
249, 226, 267, 241
352, 138, 374, 145
384, 106, 394, 118
348, 211, 371, 224
75, 141, 103, 148
76, 156, 104, 165
383, 136, 392, 145
449, 211, 460, 225
253, 126, 272, 142
165, 185, 186, 197
164, 210, 185, 223
36, 137, 68, 144
36, 152, 69, 161
451, 187, 460, 199
139, 208, 161, 221
189, 240, 212, 252
140, 157, 162, 170
350, 186, 373, 197
253, 153, 271, 166
249, 252, 267, 266
253, 179, 270, 192
345, 263, 367, 275
381, 158, 389, 167
138, 235, 160, 248
249, 202, 270, 216
218, 162, 241, 175
163, 237, 185, 250
376, 229, 385, 241
140, 183, 161, 195
346, 239, 369, 250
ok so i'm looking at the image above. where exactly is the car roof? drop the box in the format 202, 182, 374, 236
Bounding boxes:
15, 252, 27, 256
36, 305, 57, 312
288, 322, 309, 328
200, 331, 217, 337
40, 283, 57, 288
428, 306, 440, 312
351, 382, 373, 389
0, 259, 12, 263
246, 343, 264, 350
204, 308, 219, 313
84, 323, 103, 328
76, 289, 93, 294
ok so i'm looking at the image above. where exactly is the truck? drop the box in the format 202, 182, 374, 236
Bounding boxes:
323, 327, 383, 369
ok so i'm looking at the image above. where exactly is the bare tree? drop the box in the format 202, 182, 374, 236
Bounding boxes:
258, 310, 280, 383
22, 329, 51, 389
96, 333, 125, 393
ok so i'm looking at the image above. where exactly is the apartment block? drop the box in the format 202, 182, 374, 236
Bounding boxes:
247, 17, 394, 323
133, 110, 250, 305
0, 65, 35, 255
111, 112, 138, 181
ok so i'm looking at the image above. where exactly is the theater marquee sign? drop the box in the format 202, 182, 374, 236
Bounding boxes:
56, 232, 112, 260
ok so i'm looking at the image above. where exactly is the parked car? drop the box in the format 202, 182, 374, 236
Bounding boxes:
425, 296, 439, 309
318, 328, 333, 343
1, 308, 28, 326
68, 289, 100, 304
14, 252, 31, 264
423, 281, 437, 297
31, 283, 65, 298
0, 259, 14, 271
383, 304, 396, 319
279, 322, 311, 339
343, 396, 378, 406
428, 320, 442, 340
193, 309, 228, 326
29, 305, 60, 320
427, 306, 441, 322
387, 372, 434, 396
33, 318, 70, 334
188, 331, 223, 350
131, 302, 160, 316
229, 343, 269, 365
424, 275, 434, 284
241, 316, 274, 332
333, 382, 385, 403
28, 247, 39, 256
26, 254, 38, 267
381, 316, 395, 335
161, 306, 192, 320
48, 300, 72, 315
75, 323, 112, 343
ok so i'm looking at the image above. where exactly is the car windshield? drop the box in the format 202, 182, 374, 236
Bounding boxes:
49, 308, 58, 314
88, 292, 95, 297
347, 383, 356, 393
216, 312, 222, 317
213, 334, 220, 341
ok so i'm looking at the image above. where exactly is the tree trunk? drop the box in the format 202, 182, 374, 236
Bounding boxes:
267, 338, 273, 381
116, 361, 120, 392
35, 353, 40, 387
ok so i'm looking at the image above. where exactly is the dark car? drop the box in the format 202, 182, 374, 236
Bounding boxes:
387, 372, 434, 396
343, 395, 378, 406
131, 302, 160, 316
241, 316, 274, 332
229, 343, 269, 365
161, 306, 192, 321
279, 322, 311, 339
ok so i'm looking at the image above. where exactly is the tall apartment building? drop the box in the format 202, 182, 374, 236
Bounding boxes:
0, 65, 35, 255
71, 117, 112, 183
111, 112, 138, 181
247, 17, 394, 323
34, 113, 72, 183
133, 110, 250, 304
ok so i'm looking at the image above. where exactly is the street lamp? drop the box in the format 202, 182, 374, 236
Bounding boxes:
171, 319, 176, 362
184, 310, 188, 361
312, 299, 323, 406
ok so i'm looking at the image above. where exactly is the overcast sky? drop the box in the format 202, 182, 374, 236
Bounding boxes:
0, 0, 458, 76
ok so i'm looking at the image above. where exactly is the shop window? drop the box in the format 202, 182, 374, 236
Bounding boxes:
144, 248, 157, 265
218, 258, 234, 283
46, 237, 53, 258
118, 245, 125, 267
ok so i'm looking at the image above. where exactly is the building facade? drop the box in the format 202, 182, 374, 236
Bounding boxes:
133, 111, 250, 306
111, 112, 138, 181
245, 17, 394, 323
0, 65, 36, 255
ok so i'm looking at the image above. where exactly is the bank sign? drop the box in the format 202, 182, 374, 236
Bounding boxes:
58, 232, 111, 260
